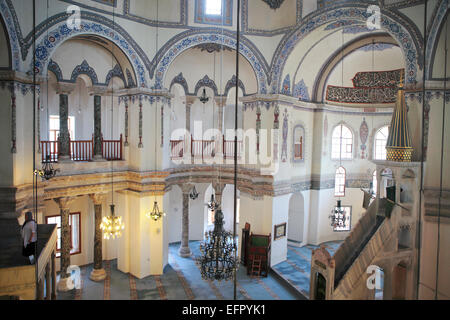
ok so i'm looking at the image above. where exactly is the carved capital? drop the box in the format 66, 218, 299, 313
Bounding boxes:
53, 197, 75, 211
185, 95, 197, 107
215, 96, 226, 108
88, 85, 108, 96
89, 193, 107, 205
54, 82, 76, 95
179, 183, 194, 195
212, 182, 226, 195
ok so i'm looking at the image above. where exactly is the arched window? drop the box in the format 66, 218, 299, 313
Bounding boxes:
205, 0, 222, 15
335, 166, 346, 197
374, 126, 389, 160
332, 124, 353, 160
372, 170, 377, 195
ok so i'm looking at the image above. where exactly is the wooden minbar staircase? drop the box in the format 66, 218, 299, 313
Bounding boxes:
310, 163, 421, 300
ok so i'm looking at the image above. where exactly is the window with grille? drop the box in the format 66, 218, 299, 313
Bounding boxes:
374, 126, 389, 160
332, 124, 353, 160
46, 212, 81, 257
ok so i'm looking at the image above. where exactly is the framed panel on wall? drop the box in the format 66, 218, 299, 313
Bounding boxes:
274, 223, 287, 240
333, 206, 352, 232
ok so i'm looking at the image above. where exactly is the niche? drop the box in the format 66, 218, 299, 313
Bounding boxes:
398, 225, 411, 250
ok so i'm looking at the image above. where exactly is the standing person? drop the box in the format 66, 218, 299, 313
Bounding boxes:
22, 211, 37, 264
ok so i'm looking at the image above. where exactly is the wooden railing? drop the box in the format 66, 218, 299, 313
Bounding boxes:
170, 139, 184, 159
102, 134, 123, 161
40, 134, 123, 163
70, 138, 93, 162
170, 135, 243, 161
41, 141, 59, 163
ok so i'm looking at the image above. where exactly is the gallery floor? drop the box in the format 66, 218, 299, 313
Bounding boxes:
56, 241, 342, 300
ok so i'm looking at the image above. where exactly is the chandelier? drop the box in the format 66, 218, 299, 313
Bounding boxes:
146, 201, 165, 221
34, 156, 59, 180
100, 204, 125, 240
207, 194, 219, 211
200, 88, 209, 104
197, 209, 238, 281
329, 200, 346, 229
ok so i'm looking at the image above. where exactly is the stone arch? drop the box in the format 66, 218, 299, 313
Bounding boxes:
426, 0, 449, 79
312, 32, 400, 102
170, 72, 189, 95
105, 64, 126, 86
31, 13, 148, 87
0, 0, 19, 70
288, 192, 305, 244
224, 75, 246, 97
194, 75, 219, 96
272, 5, 423, 93
47, 59, 63, 82
152, 29, 269, 93
70, 60, 99, 85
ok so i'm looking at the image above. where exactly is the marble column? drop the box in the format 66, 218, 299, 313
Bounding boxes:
89, 193, 107, 281
51, 251, 57, 300
45, 262, 51, 300
59, 94, 71, 161
54, 197, 75, 292
178, 184, 193, 257
93, 95, 103, 160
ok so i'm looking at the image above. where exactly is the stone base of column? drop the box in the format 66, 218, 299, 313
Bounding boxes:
90, 268, 107, 281
57, 276, 74, 292
178, 246, 192, 258
93, 155, 107, 161
58, 155, 72, 163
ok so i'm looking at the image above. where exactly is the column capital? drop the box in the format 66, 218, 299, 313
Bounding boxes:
88, 85, 108, 96
54, 82, 76, 95
53, 197, 75, 211
212, 182, 226, 195
215, 96, 226, 108
179, 183, 194, 195
185, 95, 197, 107
89, 193, 108, 205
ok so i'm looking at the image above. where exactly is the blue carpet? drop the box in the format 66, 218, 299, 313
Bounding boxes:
57, 241, 300, 300
272, 241, 342, 298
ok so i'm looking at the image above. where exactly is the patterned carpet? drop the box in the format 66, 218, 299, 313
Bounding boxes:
57, 241, 302, 300
272, 241, 343, 298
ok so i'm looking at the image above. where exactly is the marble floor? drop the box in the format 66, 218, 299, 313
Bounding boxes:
272, 241, 343, 298
57, 241, 303, 300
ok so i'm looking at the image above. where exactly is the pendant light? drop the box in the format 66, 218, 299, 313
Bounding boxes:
146, 0, 165, 222
200, 88, 209, 104
34, 156, 60, 180
100, 4, 125, 239
330, 27, 346, 230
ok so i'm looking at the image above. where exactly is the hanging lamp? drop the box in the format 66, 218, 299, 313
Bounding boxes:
329, 200, 346, 229
146, 0, 165, 222
200, 88, 209, 104
34, 155, 59, 180
100, 5, 125, 240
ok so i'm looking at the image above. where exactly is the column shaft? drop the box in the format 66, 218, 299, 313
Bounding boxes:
178, 192, 191, 257
89, 194, 107, 281
60, 206, 71, 279
94, 95, 102, 158
59, 94, 70, 158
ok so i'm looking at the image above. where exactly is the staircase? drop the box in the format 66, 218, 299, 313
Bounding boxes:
250, 255, 263, 277
331, 199, 397, 299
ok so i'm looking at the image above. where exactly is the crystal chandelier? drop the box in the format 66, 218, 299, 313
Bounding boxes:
197, 209, 238, 281
34, 156, 59, 180
146, 201, 165, 221
329, 200, 346, 229
100, 204, 125, 240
